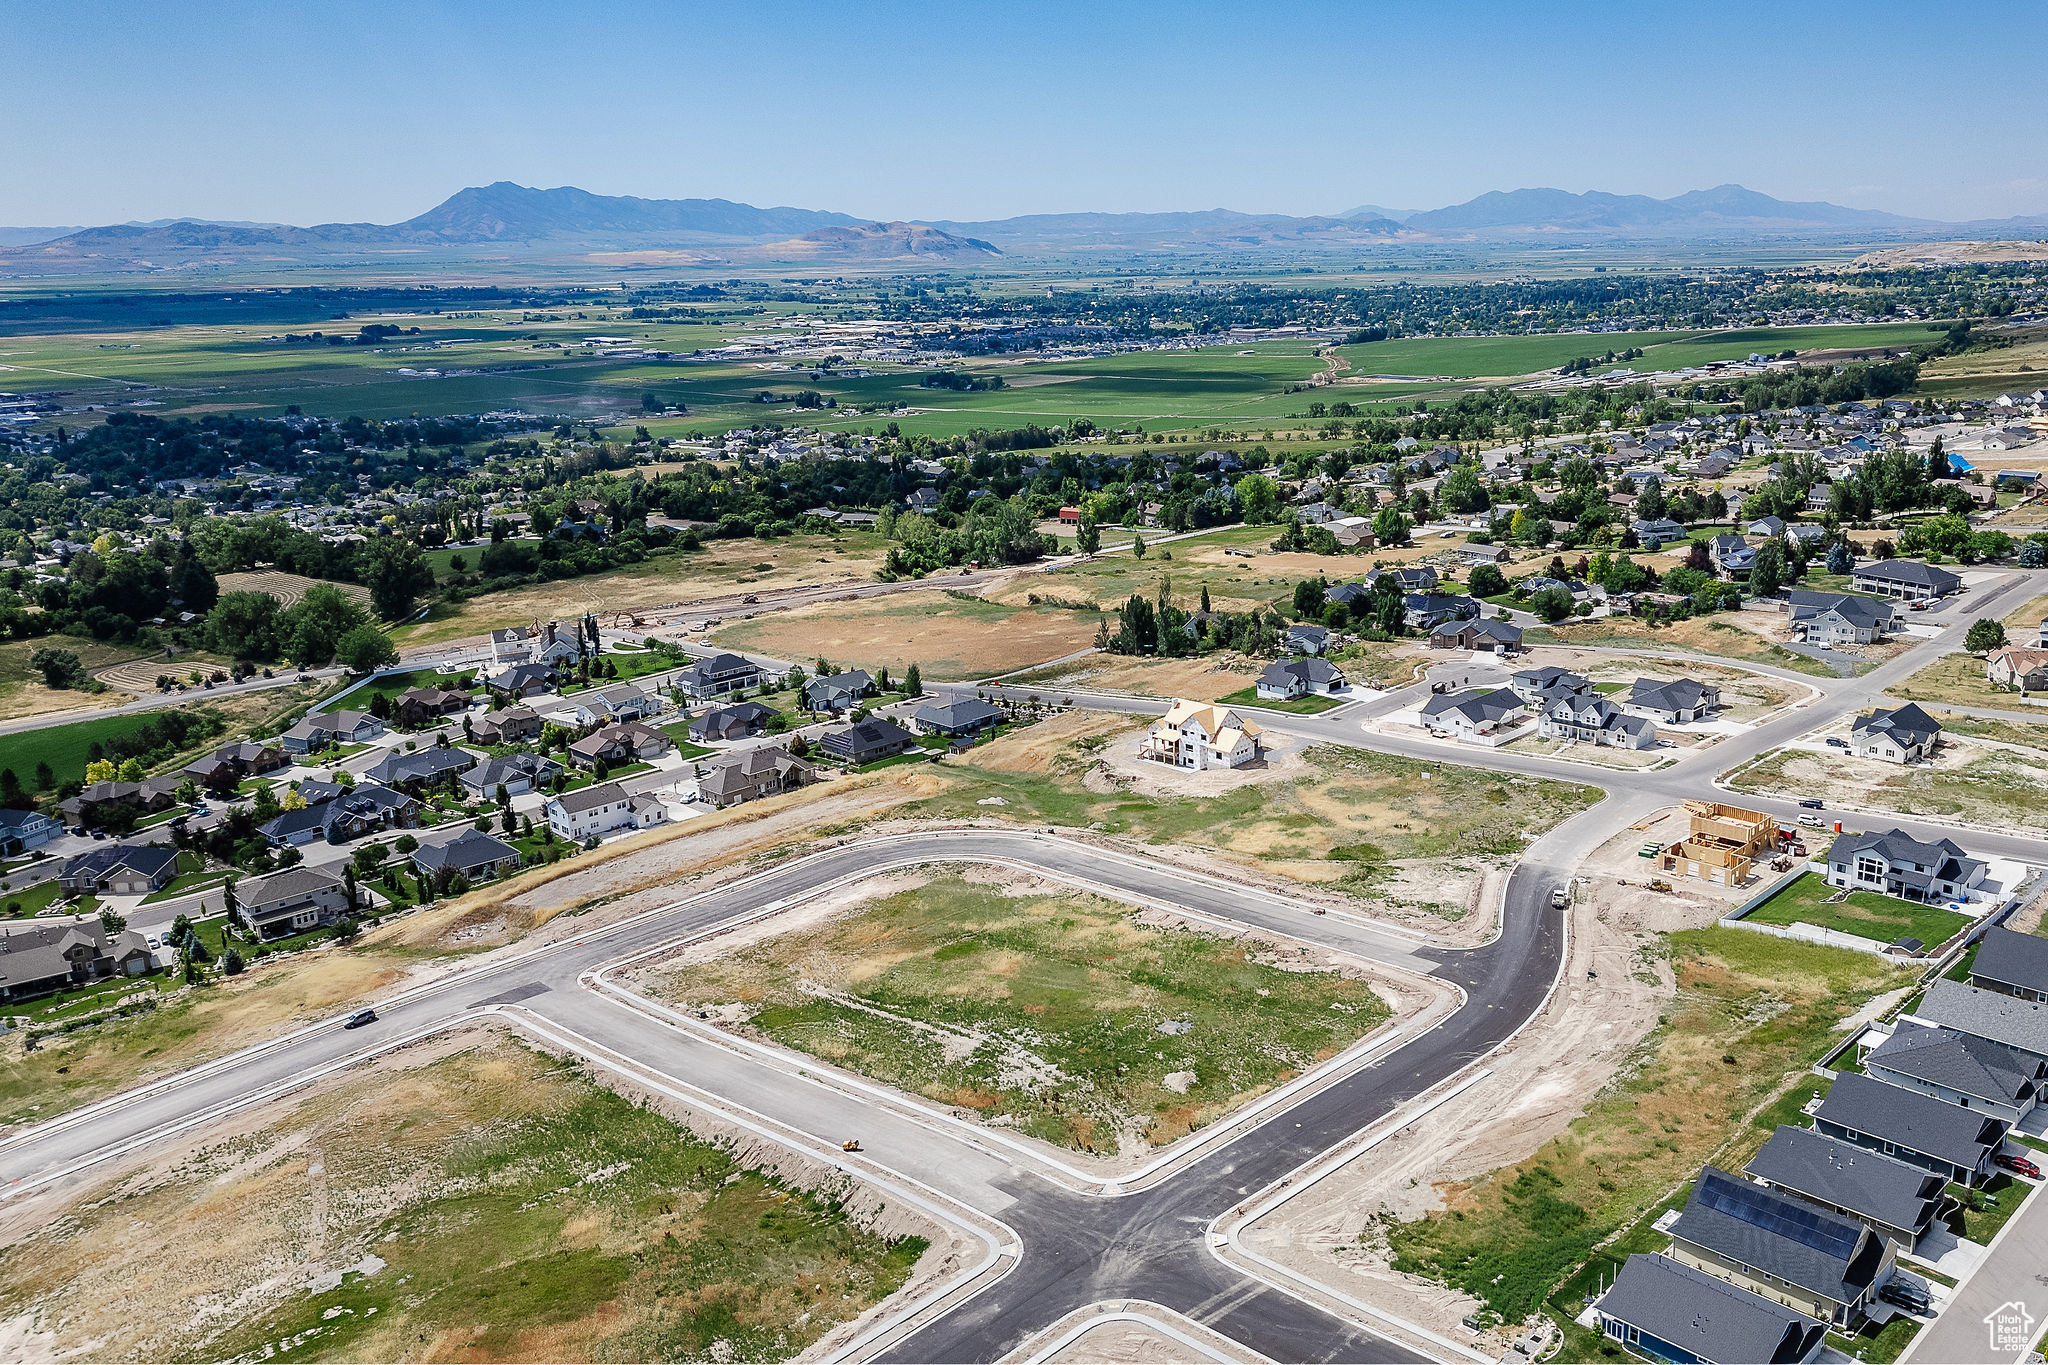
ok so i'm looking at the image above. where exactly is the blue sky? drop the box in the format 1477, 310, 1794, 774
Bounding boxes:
7, 1, 2045, 227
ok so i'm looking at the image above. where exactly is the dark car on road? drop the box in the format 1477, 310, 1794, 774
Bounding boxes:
342, 1009, 378, 1030
1799, 798, 1825, 809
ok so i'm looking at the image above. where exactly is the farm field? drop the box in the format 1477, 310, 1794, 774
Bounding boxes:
216, 569, 376, 613
0, 681, 323, 798
710, 592, 1103, 678
0, 637, 150, 722
1335, 321, 1945, 381
644, 866, 1392, 1153
391, 531, 891, 648
0, 1032, 926, 1363
1390, 926, 1909, 1325
1739, 871, 1973, 948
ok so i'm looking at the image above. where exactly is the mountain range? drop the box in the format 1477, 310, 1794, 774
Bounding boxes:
2, 181, 2040, 277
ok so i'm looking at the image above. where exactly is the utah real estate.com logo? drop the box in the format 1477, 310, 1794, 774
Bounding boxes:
1984, 1300, 2034, 1354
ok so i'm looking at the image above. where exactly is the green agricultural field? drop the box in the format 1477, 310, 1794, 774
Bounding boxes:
1, 712, 166, 791
1336, 321, 1945, 381
650, 868, 1391, 1152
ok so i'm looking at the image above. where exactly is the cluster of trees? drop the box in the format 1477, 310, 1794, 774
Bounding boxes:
881, 498, 1048, 577
1097, 581, 1289, 656
203, 582, 397, 670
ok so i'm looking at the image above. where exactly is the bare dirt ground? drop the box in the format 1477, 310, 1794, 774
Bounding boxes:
1008, 652, 1268, 701
1727, 727, 2048, 833
1238, 808, 1741, 1355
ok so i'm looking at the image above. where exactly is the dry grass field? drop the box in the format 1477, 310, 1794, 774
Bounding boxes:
1526, 613, 1835, 675
1889, 591, 2048, 708
216, 570, 375, 612
711, 592, 1105, 678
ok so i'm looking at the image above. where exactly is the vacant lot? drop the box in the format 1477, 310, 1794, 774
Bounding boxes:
1525, 614, 1835, 676
0, 637, 152, 721
1889, 591, 2048, 707
712, 592, 1104, 679
1385, 927, 1910, 1324
1742, 872, 1975, 948
912, 711, 1599, 895
1728, 736, 2048, 832
393, 532, 891, 648
1569, 656, 1799, 723
0, 1033, 925, 1362
648, 867, 1391, 1154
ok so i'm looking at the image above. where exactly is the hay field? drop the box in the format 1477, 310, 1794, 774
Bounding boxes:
216, 569, 374, 612
711, 592, 1104, 678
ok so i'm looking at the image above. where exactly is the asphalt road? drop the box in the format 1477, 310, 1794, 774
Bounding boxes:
7, 568, 2048, 1361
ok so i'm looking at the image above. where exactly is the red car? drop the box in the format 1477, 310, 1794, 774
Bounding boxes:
1994, 1152, 2042, 1180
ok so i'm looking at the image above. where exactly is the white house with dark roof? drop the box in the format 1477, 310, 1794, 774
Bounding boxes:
1537, 694, 1657, 749
1786, 590, 1899, 647
1851, 559, 1962, 601
1848, 704, 1940, 764
1417, 688, 1525, 742
1826, 827, 1987, 905
1624, 677, 1720, 724
1256, 658, 1345, 701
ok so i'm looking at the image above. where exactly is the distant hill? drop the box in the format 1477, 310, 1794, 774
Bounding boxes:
0, 180, 2024, 277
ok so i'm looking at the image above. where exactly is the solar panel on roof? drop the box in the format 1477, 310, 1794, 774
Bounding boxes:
1696, 1172, 1862, 1261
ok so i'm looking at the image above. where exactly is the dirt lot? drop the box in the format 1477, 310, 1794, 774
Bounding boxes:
1243, 809, 1913, 1345
711, 592, 1103, 679
393, 532, 892, 648
1525, 612, 1837, 676
1727, 721, 2048, 832
639, 865, 1398, 1156
0, 1028, 939, 1363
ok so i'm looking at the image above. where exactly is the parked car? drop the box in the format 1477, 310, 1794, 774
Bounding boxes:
1994, 1152, 2042, 1180
342, 1009, 379, 1030
1798, 814, 1825, 829
1825, 737, 1848, 749
1798, 798, 1825, 809
1879, 1281, 1932, 1314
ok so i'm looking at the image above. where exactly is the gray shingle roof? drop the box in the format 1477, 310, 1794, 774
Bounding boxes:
1854, 559, 1962, 594
414, 828, 522, 875
913, 698, 1005, 731
1627, 677, 1714, 712
1972, 925, 2048, 996
1852, 703, 1941, 747
1867, 1024, 2042, 1106
1916, 978, 2048, 1060
1597, 1254, 1824, 1365
1420, 687, 1523, 725
1815, 1071, 2006, 1166
1669, 1169, 1884, 1307
1744, 1125, 1945, 1239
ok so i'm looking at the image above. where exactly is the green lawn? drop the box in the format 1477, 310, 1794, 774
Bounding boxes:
1214, 685, 1345, 714
1740, 872, 1975, 949
1, 878, 84, 918
0, 712, 168, 790
654, 722, 717, 759
1946, 1174, 2030, 1245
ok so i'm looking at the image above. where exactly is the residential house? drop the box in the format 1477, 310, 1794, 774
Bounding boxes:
1537, 694, 1657, 749
1744, 1125, 1948, 1251
1814, 1071, 2007, 1186
1863, 1024, 2042, 1126
1850, 560, 1962, 601
1848, 704, 1940, 764
1509, 667, 1591, 705
911, 697, 1007, 738
1748, 515, 1788, 537
689, 701, 776, 743
1417, 688, 1525, 742
1787, 591, 1899, 647
694, 747, 815, 809
1401, 592, 1479, 631
568, 721, 672, 769
485, 661, 559, 700
258, 783, 419, 847
471, 705, 544, 745
58, 778, 181, 825
239, 866, 354, 940
393, 683, 472, 728
1626, 677, 1720, 724
280, 709, 386, 755
1359, 565, 1439, 594
1256, 658, 1345, 701
366, 745, 483, 790
572, 682, 664, 727
57, 843, 180, 896
1909, 979, 2048, 1069
676, 652, 764, 701
412, 828, 524, 885
182, 740, 288, 790
488, 626, 534, 665
0, 808, 61, 855
1140, 700, 1264, 770
1283, 623, 1330, 656
1428, 618, 1523, 654
803, 670, 874, 715
1709, 534, 1757, 575
818, 717, 915, 766
1985, 646, 2048, 694
0, 915, 156, 1003
1664, 1169, 1892, 1329
1632, 517, 1688, 545
1969, 925, 2048, 1002
1825, 828, 1987, 905
546, 781, 641, 841
1594, 1254, 1825, 1365
1659, 801, 1776, 886
461, 752, 563, 799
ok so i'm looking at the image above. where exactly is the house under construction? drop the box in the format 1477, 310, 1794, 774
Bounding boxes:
1660, 800, 1778, 885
